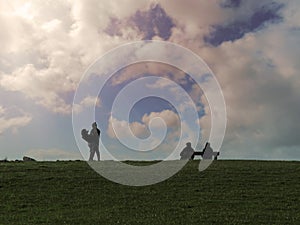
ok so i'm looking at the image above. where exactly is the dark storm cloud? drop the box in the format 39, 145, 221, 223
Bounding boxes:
220, 0, 242, 8
132, 4, 175, 40
205, 2, 284, 46
105, 4, 174, 40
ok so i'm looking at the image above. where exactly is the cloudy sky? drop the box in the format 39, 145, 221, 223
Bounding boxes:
0, 0, 300, 161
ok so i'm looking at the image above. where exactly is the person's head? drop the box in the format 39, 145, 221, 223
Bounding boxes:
186, 142, 191, 147
81, 129, 88, 135
92, 122, 97, 128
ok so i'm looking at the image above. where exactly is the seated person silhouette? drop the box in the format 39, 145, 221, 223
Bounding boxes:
202, 142, 219, 160
193, 142, 220, 160
202, 142, 213, 159
180, 142, 195, 160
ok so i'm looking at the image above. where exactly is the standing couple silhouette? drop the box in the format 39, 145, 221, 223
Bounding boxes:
81, 122, 101, 161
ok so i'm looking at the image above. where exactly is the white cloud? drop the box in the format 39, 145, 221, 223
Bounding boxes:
73, 95, 101, 114
0, 105, 32, 135
107, 110, 181, 155
142, 110, 179, 128
107, 116, 150, 139
0, 0, 148, 115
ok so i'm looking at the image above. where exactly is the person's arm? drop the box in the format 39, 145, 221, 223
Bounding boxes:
180, 148, 185, 156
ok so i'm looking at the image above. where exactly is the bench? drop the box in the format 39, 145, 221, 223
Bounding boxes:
192, 151, 219, 160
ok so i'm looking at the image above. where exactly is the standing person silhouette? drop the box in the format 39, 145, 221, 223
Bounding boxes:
88, 122, 101, 161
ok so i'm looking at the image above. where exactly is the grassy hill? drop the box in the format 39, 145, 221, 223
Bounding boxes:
0, 160, 299, 224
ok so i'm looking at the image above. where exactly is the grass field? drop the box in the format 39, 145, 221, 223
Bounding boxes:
0, 160, 299, 224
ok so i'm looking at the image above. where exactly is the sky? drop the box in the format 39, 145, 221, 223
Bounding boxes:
0, 0, 300, 161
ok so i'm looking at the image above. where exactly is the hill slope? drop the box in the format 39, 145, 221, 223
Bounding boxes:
0, 160, 299, 224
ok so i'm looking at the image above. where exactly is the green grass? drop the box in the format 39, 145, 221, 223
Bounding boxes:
0, 160, 299, 224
